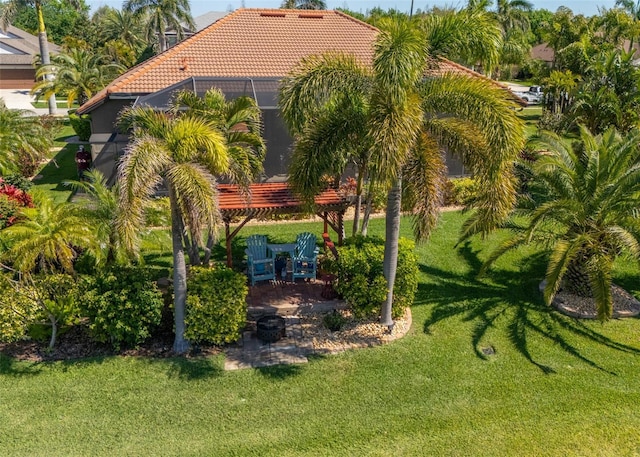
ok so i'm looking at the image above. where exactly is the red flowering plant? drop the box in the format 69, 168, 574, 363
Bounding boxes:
0, 178, 34, 228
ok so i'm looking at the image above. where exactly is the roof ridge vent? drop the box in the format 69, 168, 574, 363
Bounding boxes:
260, 12, 286, 17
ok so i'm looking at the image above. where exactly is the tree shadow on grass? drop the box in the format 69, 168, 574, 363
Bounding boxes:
256, 362, 305, 380
157, 356, 224, 380
418, 241, 640, 374
0, 354, 44, 376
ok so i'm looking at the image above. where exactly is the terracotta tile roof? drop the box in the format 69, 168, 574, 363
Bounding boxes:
78, 8, 522, 114
78, 9, 377, 113
218, 182, 347, 219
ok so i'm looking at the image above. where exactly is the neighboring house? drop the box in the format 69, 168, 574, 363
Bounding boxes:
165, 11, 229, 48
531, 43, 554, 67
0, 25, 60, 89
77, 8, 519, 183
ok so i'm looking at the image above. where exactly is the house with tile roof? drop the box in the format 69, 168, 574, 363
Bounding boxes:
0, 25, 60, 89
77, 8, 518, 183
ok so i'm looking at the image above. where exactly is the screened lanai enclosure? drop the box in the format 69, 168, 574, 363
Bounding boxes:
133, 76, 292, 181
91, 75, 468, 185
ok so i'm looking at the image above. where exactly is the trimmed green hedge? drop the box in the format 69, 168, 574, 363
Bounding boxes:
185, 266, 247, 345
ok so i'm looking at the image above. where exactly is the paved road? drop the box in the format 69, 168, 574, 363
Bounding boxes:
0, 88, 56, 116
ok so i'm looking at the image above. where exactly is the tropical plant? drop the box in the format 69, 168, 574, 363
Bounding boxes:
116, 106, 229, 354
65, 169, 127, 266
280, 18, 524, 326
123, 0, 195, 53
570, 48, 640, 134
0, 192, 98, 274
0, 99, 53, 175
482, 126, 640, 320
0, 0, 84, 114
32, 46, 125, 106
417, 7, 502, 74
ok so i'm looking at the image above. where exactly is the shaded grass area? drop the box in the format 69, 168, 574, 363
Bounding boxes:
2, 211, 640, 456
30, 123, 78, 203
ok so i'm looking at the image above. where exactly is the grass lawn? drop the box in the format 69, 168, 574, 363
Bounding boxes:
2, 212, 640, 456
30, 122, 78, 203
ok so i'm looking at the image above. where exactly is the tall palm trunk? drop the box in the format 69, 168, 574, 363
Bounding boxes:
169, 186, 189, 354
381, 178, 402, 327
35, 1, 57, 115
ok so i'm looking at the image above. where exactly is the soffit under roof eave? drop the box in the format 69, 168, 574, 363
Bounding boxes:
76, 92, 147, 115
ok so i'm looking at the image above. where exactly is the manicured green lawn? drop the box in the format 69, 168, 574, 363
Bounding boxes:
2, 211, 640, 456
31, 122, 78, 203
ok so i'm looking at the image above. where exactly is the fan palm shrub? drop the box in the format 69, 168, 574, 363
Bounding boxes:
482, 126, 640, 320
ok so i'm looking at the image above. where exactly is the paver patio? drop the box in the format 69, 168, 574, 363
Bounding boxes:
225, 277, 346, 370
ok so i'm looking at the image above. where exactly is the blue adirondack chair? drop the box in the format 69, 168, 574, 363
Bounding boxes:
292, 232, 319, 280
245, 235, 276, 285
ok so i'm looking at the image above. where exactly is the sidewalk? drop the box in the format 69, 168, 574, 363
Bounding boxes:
0, 88, 56, 115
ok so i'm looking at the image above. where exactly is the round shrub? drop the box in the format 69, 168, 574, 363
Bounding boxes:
444, 177, 479, 206
185, 266, 248, 345
335, 235, 418, 319
80, 266, 163, 349
68, 111, 91, 141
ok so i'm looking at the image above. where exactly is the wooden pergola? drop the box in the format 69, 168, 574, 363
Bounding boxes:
218, 183, 350, 267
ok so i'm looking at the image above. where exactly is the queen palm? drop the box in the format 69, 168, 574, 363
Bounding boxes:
280, 18, 524, 326
117, 106, 229, 354
0, 0, 81, 115
124, 0, 195, 53
482, 126, 640, 320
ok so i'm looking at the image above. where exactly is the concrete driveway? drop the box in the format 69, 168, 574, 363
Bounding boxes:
0, 88, 52, 115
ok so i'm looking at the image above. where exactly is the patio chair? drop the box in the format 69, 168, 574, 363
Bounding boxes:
292, 232, 319, 281
245, 234, 276, 285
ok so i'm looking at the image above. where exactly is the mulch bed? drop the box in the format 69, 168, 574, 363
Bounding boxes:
0, 325, 222, 363
552, 284, 640, 319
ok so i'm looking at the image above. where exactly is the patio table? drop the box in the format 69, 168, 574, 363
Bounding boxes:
268, 243, 297, 281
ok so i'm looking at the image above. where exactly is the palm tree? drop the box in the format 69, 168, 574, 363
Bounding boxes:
280, 0, 327, 9
32, 47, 125, 106
170, 89, 266, 264
0, 0, 82, 115
417, 7, 502, 74
280, 18, 524, 326
124, 0, 195, 53
482, 126, 640, 320
0, 192, 98, 274
65, 169, 126, 266
0, 100, 52, 175
116, 106, 229, 354
95, 7, 146, 50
